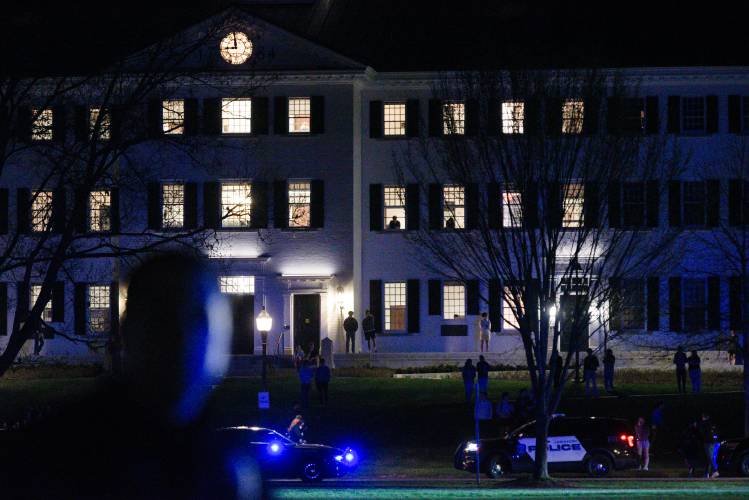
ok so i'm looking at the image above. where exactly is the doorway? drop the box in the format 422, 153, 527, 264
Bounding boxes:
229, 294, 254, 354
293, 294, 320, 355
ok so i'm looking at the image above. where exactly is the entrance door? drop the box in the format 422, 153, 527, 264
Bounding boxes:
294, 294, 320, 354
559, 294, 589, 352
230, 294, 254, 354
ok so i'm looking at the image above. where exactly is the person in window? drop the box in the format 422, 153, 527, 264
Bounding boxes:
388, 215, 401, 230
688, 350, 701, 393
315, 358, 331, 406
445, 216, 456, 229
673, 346, 688, 393
476, 355, 490, 393
343, 311, 358, 354
478, 312, 491, 353
362, 309, 377, 352
698, 412, 720, 478
603, 348, 616, 392
461, 359, 476, 403
583, 348, 599, 397
635, 416, 651, 471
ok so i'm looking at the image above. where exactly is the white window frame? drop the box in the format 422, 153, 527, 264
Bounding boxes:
503, 187, 522, 228
443, 282, 466, 320
30, 285, 53, 323
219, 276, 255, 295
221, 98, 252, 134
443, 101, 465, 135
562, 99, 584, 134
384, 185, 406, 230
162, 100, 185, 135
501, 101, 525, 134
31, 191, 53, 233
221, 182, 252, 228
620, 279, 645, 330
88, 190, 111, 232
383, 102, 407, 136
562, 183, 584, 228
288, 180, 311, 228
32, 108, 54, 141
162, 183, 185, 229
384, 281, 407, 331
288, 97, 311, 134
502, 285, 524, 331
443, 185, 465, 229
88, 285, 111, 335
90, 107, 110, 140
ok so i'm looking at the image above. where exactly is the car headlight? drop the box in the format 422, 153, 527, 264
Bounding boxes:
336, 448, 358, 466
334, 455, 344, 462
464, 442, 479, 453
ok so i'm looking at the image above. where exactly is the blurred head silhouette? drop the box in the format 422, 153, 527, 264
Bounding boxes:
121, 253, 232, 425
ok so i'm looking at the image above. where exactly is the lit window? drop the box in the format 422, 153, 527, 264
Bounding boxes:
742, 97, 749, 132
443, 282, 465, 319
503, 286, 524, 330
30, 285, 53, 323
501, 101, 524, 134
682, 97, 705, 133
90, 107, 110, 140
288, 98, 310, 134
384, 186, 405, 230
219, 276, 255, 294
622, 183, 645, 227
384, 102, 406, 136
221, 98, 252, 134
288, 181, 311, 228
384, 282, 407, 331
503, 188, 522, 227
562, 99, 584, 134
683, 278, 706, 332
89, 190, 111, 232
443, 101, 465, 135
221, 182, 252, 228
620, 279, 644, 330
162, 184, 185, 229
32, 108, 54, 141
88, 285, 110, 334
562, 184, 584, 228
683, 181, 705, 226
162, 100, 185, 135
443, 185, 465, 229
31, 191, 53, 232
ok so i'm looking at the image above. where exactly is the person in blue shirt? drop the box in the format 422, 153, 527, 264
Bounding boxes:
315, 358, 331, 405
461, 359, 476, 403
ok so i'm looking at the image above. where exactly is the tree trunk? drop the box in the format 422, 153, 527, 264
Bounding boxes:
533, 401, 551, 480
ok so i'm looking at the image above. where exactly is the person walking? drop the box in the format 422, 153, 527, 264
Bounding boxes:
583, 348, 599, 397
461, 359, 476, 403
698, 412, 720, 478
688, 350, 701, 393
362, 310, 377, 353
298, 361, 314, 408
476, 355, 490, 393
478, 312, 491, 353
680, 420, 703, 477
603, 348, 616, 392
343, 311, 358, 354
315, 358, 331, 405
673, 346, 688, 393
635, 417, 651, 471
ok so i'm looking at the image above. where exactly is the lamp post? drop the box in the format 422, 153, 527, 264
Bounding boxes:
256, 306, 273, 388
336, 285, 344, 337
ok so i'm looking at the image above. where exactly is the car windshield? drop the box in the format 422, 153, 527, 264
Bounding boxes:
251, 429, 293, 444
507, 420, 536, 439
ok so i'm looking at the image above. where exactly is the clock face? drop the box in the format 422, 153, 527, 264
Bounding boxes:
220, 31, 253, 65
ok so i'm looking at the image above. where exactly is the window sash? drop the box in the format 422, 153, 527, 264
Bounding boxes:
384, 186, 406, 229
683, 278, 706, 332
32, 108, 54, 141
502, 286, 524, 330
683, 182, 705, 226
288, 97, 311, 134
384, 282, 407, 331
221, 98, 252, 134
219, 276, 255, 294
501, 101, 525, 134
162, 100, 185, 135
443, 102, 465, 135
682, 97, 705, 132
620, 279, 645, 330
562, 183, 584, 228
622, 183, 645, 227
383, 102, 407, 136
221, 182, 252, 228
162, 184, 185, 229
89, 190, 111, 232
562, 99, 584, 134
503, 189, 522, 227
443, 282, 466, 319
443, 185, 465, 229
31, 191, 54, 232
288, 181, 311, 228
88, 285, 110, 334
90, 108, 110, 140
30, 285, 53, 322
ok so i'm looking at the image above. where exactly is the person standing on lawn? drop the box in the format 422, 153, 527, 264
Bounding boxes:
688, 350, 702, 393
343, 311, 358, 354
362, 310, 377, 352
634, 416, 651, 471
583, 348, 599, 397
476, 355, 490, 393
298, 361, 314, 408
461, 359, 477, 403
315, 358, 331, 405
673, 345, 688, 393
698, 412, 720, 478
603, 348, 616, 392
478, 312, 491, 353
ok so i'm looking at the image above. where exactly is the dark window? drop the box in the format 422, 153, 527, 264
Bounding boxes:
621, 279, 645, 330
683, 182, 706, 226
683, 278, 706, 332
682, 97, 705, 133
620, 98, 645, 133
743, 97, 749, 132
622, 183, 645, 227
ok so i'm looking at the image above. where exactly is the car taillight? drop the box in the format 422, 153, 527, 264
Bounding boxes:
619, 434, 635, 448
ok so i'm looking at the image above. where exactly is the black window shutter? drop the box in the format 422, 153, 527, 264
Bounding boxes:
251, 97, 269, 135
583, 182, 599, 228
706, 95, 719, 134
0, 188, 8, 235
707, 276, 720, 330
545, 98, 562, 136
202, 98, 222, 135
16, 188, 29, 234
608, 278, 622, 331
407, 279, 420, 333
405, 184, 420, 231
74, 283, 87, 336
310, 180, 324, 228
667, 96, 681, 134
250, 181, 268, 229
547, 182, 562, 229
487, 182, 501, 229
487, 98, 500, 136
728, 95, 741, 134
369, 280, 383, 333
273, 180, 288, 229
52, 105, 67, 143
428, 99, 443, 137
110, 281, 119, 338
147, 99, 162, 138
669, 277, 682, 332
15, 106, 32, 143
466, 280, 480, 316
488, 279, 501, 332
310, 96, 325, 134
525, 279, 540, 333
203, 182, 221, 229
74, 190, 87, 233
74, 106, 88, 142
464, 183, 479, 230
646, 180, 660, 228
184, 98, 199, 136
147, 182, 161, 230
608, 182, 621, 228
647, 277, 660, 331
729, 179, 742, 226
0, 283, 6, 335
369, 184, 383, 231
428, 279, 441, 316
274, 97, 288, 134
52, 188, 66, 233
428, 183, 442, 229
406, 99, 420, 137
668, 181, 682, 227
109, 187, 120, 234
523, 182, 539, 228
606, 97, 621, 135
52, 281, 65, 322
706, 179, 720, 228
110, 106, 124, 143
465, 99, 479, 136
645, 96, 659, 134
184, 182, 198, 229
729, 276, 741, 330
16, 281, 28, 323
369, 101, 383, 138
583, 98, 599, 135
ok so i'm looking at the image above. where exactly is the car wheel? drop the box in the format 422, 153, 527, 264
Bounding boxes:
487, 455, 508, 479
737, 451, 749, 477
586, 453, 613, 477
301, 462, 323, 482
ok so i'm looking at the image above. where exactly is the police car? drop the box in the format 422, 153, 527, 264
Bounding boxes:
717, 437, 749, 476
215, 426, 358, 482
455, 415, 639, 477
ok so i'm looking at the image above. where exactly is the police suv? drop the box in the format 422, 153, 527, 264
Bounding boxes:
455, 415, 639, 477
